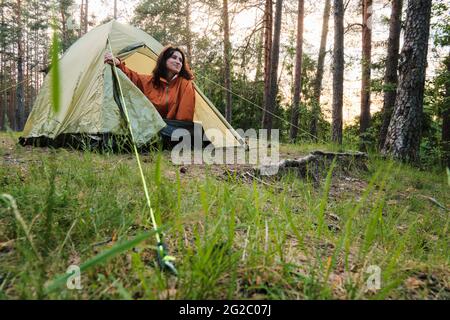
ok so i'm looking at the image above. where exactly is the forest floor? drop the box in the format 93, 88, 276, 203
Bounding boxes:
0, 131, 449, 299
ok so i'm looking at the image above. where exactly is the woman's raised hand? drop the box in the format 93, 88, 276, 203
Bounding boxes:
104, 52, 120, 66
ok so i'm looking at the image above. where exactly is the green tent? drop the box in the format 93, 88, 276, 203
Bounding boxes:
21, 20, 244, 149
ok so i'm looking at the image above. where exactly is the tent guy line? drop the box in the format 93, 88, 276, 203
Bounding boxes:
107, 36, 177, 275
195, 72, 327, 144
0, 74, 33, 95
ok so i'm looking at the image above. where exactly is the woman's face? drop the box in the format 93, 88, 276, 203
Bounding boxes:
166, 51, 183, 75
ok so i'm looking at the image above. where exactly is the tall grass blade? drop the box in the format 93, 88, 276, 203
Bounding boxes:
0, 194, 42, 262
447, 167, 450, 186
45, 229, 157, 294
50, 30, 60, 114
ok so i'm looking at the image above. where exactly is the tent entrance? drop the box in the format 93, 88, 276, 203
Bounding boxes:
117, 44, 158, 75
113, 43, 245, 149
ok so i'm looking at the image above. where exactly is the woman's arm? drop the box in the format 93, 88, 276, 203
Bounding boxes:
104, 52, 150, 93
176, 80, 196, 122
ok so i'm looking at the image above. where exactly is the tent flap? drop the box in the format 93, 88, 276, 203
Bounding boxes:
103, 66, 166, 146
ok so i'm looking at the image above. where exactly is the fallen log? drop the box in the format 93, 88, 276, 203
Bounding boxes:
256, 150, 368, 178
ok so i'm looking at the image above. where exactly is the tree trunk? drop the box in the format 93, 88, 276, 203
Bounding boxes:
310, 0, 331, 140
25, 10, 30, 119
0, 0, 5, 130
222, 0, 232, 123
382, 0, 432, 163
254, 27, 264, 82
289, 0, 304, 141
34, 6, 39, 96
379, 0, 403, 149
34, 5, 38, 107
442, 55, 450, 168
332, 0, 344, 144
16, 0, 25, 131
9, 59, 16, 129
185, 0, 193, 64
84, 0, 88, 34
79, 0, 84, 37
262, 0, 282, 132
60, 3, 68, 51
114, 0, 117, 19
261, 0, 272, 127
360, 0, 372, 148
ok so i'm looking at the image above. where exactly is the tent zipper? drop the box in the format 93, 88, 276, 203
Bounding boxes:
165, 83, 169, 117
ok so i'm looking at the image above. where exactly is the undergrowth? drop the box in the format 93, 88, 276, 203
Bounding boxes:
0, 132, 449, 300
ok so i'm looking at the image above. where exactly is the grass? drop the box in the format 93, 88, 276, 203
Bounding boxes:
0, 131, 449, 299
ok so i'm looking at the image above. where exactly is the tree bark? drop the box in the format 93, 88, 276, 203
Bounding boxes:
84, 0, 88, 34
79, 0, 84, 37
255, 150, 368, 178
382, 0, 432, 163
0, 0, 5, 130
289, 0, 304, 141
8, 86, 13, 129
60, 3, 68, 51
379, 0, 403, 149
442, 55, 450, 168
185, 0, 193, 64
360, 0, 372, 147
25, 9, 29, 119
332, 0, 344, 144
261, 0, 272, 127
262, 0, 282, 132
254, 27, 264, 82
310, 0, 331, 140
222, 0, 232, 123
16, 0, 25, 131
8, 59, 16, 129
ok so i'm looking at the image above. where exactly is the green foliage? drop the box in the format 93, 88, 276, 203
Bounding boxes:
431, 0, 450, 47
344, 111, 384, 151
45, 229, 158, 294
56, 0, 79, 51
344, 52, 449, 169
371, 78, 397, 95
132, 0, 188, 48
420, 56, 449, 168
1, 133, 448, 299
50, 30, 61, 114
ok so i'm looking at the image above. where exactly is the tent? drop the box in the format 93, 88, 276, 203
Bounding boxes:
20, 20, 244, 149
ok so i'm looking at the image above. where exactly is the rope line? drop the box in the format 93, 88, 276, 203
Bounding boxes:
195, 72, 328, 145
0, 74, 33, 95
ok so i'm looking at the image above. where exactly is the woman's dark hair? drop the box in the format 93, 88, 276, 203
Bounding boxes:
152, 46, 193, 88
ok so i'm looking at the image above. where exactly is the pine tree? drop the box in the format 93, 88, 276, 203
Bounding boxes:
261, 0, 272, 128
310, 0, 331, 140
382, 0, 433, 162
379, 0, 403, 149
289, 0, 304, 141
360, 0, 372, 148
262, 0, 282, 132
332, 0, 344, 144
222, 0, 232, 122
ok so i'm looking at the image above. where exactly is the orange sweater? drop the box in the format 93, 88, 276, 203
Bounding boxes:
118, 62, 195, 122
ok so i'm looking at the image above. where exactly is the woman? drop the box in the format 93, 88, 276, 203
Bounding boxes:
104, 46, 196, 122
